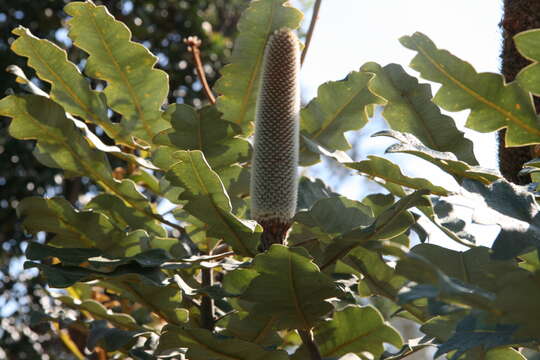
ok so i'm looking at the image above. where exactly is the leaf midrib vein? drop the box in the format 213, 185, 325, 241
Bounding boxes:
414, 39, 540, 137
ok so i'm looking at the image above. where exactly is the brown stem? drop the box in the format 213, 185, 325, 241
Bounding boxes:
184, 36, 216, 104
200, 267, 215, 331
298, 329, 322, 360
300, 0, 322, 66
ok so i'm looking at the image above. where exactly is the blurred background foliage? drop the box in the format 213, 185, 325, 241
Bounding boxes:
0, 0, 247, 358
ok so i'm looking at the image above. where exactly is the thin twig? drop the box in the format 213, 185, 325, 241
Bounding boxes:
300, 0, 322, 66
298, 329, 322, 360
184, 36, 216, 104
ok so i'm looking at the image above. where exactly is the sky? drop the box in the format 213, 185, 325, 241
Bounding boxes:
294, 0, 504, 249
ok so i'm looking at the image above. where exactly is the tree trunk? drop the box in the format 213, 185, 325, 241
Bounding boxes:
498, 0, 540, 184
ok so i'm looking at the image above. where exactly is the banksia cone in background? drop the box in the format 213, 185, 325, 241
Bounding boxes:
250, 28, 300, 251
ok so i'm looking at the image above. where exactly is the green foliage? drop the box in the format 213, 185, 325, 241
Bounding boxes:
3, 1, 540, 359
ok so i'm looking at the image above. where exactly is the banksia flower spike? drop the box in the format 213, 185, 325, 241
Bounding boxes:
250, 28, 300, 251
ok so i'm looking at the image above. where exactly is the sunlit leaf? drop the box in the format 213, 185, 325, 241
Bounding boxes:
215, 0, 303, 131
400, 32, 540, 146
154, 104, 250, 170
362, 62, 477, 164
515, 29, 540, 96
165, 150, 259, 256
65, 1, 169, 142
9, 27, 116, 138
346, 155, 450, 196
375, 130, 500, 184
300, 71, 383, 165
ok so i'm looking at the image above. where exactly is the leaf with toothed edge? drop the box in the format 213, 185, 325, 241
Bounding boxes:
400, 32, 540, 146
65, 1, 169, 143
165, 150, 260, 257
374, 130, 500, 184
157, 325, 288, 360
300, 70, 384, 165
240, 245, 342, 330
215, 0, 303, 132
293, 305, 403, 359
8, 27, 116, 138
361, 62, 477, 165
515, 29, 540, 96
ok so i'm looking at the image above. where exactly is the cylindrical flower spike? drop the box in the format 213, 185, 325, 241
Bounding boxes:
250, 28, 300, 251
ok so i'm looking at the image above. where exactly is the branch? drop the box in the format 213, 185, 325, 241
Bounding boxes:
298, 329, 322, 360
184, 36, 216, 104
300, 0, 322, 66
200, 266, 215, 331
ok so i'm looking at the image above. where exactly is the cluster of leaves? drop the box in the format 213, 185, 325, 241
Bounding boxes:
3, 0, 540, 359
0, 1, 247, 358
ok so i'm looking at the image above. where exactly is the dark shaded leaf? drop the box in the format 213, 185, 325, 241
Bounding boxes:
321, 190, 428, 269
461, 179, 540, 259
87, 320, 151, 352
241, 245, 341, 329
157, 325, 288, 360
296, 177, 338, 212
434, 315, 519, 360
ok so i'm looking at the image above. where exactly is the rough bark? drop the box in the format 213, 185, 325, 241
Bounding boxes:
498, 0, 540, 184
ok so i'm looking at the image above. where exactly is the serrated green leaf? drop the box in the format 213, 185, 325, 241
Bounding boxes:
0, 94, 112, 177
493, 269, 540, 338
5, 64, 160, 170
0, 94, 162, 226
375, 130, 500, 184
18, 197, 122, 250
294, 196, 373, 235
346, 247, 408, 299
24, 260, 166, 288
515, 29, 540, 96
346, 155, 450, 196
154, 104, 250, 170
300, 71, 383, 165
400, 32, 540, 146
461, 179, 540, 259
165, 150, 259, 256
9, 27, 118, 138
87, 320, 151, 352
434, 314, 519, 360
362, 62, 477, 164
57, 296, 141, 330
397, 244, 518, 293
241, 245, 341, 329
215, 0, 303, 131
65, 1, 169, 142
312, 305, 402, 359
217, 311, 281, 347
86, 193, 166, 237
321, 190, 428, 270
158, 325, 288, 360
296, 177, 338, 212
